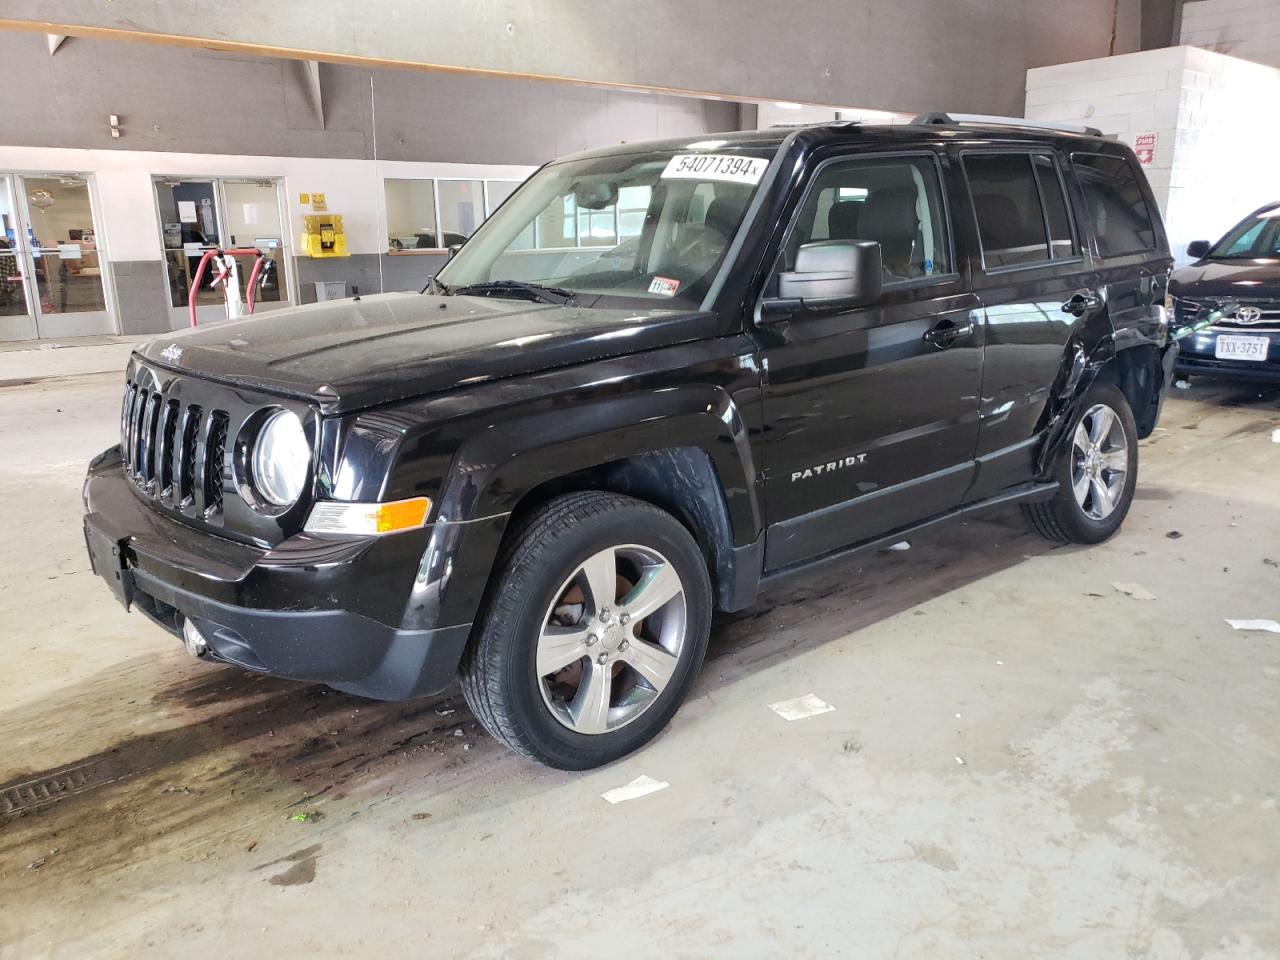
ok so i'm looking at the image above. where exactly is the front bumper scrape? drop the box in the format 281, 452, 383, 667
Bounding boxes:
82, 446, 472, 700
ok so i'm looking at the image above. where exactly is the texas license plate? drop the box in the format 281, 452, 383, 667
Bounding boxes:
1215, 335, 1269, 361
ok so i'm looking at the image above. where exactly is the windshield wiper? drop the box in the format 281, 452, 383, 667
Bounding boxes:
449, 280, 577, 306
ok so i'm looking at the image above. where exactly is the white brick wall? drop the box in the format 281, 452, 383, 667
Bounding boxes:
1180, 0, 1280, 68
1026, 45, 1280, 264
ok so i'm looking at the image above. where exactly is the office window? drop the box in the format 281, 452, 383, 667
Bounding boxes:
485, 180, 520, 216
438, 179, 485, 247
384, 178, 438, 251
1071, 153, 1157, 257
617, 186, 652, 239
965, 153, 1053, 268
780, 154, 951, 282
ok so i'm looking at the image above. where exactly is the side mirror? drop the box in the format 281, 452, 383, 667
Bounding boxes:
765, 241, 883, 318
1186, 240, 1211, 259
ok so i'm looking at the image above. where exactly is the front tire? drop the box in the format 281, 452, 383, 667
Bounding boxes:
461, 491, 712, 770
1022, 381, 1139, 544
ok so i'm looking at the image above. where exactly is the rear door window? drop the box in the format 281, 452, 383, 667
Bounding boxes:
964, 154, 1044, 269
1071, 152, 1157, 257
1033, 154, 1076, 260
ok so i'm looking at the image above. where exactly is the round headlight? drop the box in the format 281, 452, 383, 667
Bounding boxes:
252, 410, 310, 507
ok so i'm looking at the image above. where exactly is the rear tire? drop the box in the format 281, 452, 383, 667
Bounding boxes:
1022, 381, 1138, 544
461, 491, 712, 770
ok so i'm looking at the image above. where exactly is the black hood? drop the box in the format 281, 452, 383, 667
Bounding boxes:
1170, 259, 1280, 301
134, 292, 720, 414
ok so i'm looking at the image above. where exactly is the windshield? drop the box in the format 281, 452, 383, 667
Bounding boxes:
1208, 207, 1280, 259
435, 145, 775, 309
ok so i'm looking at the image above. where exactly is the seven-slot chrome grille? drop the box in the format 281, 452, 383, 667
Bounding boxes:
120, 376, 229, 519
116, 358, 319, 547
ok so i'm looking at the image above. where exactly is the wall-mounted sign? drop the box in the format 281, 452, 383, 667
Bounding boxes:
298, 193, 310, 205
311, 192, 328, 212
1134, 131, 1157, 166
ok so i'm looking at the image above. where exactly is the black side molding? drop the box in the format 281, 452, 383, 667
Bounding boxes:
760, 480, 1059, 589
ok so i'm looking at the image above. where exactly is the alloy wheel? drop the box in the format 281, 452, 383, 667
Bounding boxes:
1070, 402, 1129, 520
536, 543, 687, 735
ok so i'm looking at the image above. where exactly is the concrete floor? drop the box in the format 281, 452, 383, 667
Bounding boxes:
1, 342, 1277, 959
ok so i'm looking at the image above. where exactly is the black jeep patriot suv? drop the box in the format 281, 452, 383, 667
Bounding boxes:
84, 116, 1176, 768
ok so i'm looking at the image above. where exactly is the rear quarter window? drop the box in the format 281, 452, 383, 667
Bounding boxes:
1071, 152, 1158, 258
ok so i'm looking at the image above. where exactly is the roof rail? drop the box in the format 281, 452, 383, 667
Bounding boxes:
768, 119, 863, 129
913, 111, 1103, 138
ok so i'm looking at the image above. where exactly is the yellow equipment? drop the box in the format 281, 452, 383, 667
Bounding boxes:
301, 214, 348, 258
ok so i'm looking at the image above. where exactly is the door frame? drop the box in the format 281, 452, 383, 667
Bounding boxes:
151, 174, 296, 328
0, 169, 119, 341
746, 146, 982, 568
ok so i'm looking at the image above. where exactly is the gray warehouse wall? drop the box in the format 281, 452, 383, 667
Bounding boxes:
2, 0, 1168, 116
0, 33, 740, 163
0, 33, 742, 336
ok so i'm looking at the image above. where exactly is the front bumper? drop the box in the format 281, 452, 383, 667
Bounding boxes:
83, 446, 473, 700
1175, 327, 1280, 382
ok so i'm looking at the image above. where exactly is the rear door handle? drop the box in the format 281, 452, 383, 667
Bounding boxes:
923, 318, 975, 349
1062, 290, 1103, 317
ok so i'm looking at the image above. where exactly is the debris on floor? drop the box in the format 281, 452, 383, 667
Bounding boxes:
887, 541, 911, 551
954, 756, 966, 766
1174, 378, 1191, 389
768, 693, 836, 721
1272, 428, 1280, 444
601, 775, 670, 805
1113, 582, 1157, 601
1166, 530, 1183, 539
1224, 619, 1280, 634
289, 810, 324, 823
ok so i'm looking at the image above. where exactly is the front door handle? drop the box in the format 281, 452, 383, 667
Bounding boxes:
1062, 290, 1103, 317
923, 318, 975, 349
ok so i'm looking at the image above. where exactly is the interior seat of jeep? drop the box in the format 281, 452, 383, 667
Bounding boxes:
858, 185, 921, 279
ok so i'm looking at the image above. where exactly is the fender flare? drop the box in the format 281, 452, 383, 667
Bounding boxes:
412, 384, 764, 629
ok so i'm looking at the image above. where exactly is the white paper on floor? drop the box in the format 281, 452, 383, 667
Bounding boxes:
768, 693, 836, 721
1225, 619, 1280, 634
1113, 582, 1157, 601
1272, 428, 1280, 444
887, 541, 911, 551
601, 774, 670, 804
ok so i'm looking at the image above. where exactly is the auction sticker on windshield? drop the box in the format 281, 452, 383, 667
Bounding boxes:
662, 154, 767, 185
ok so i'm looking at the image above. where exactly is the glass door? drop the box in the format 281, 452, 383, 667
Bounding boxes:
221, 179, 291, 312
0, 175, 37, 341
155, 178, 224, 326
20, 176, 113, 338
155, 177, 293, 326
0, 174, 112, 341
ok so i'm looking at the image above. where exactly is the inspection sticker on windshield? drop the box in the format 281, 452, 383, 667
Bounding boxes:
648, 276, 680, 297
661, 154, 767, 185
